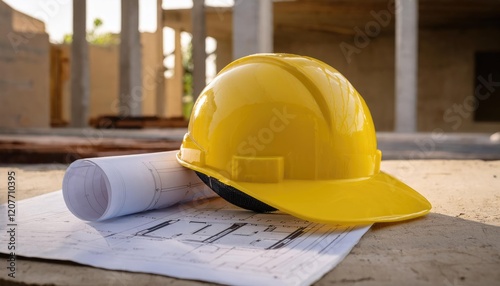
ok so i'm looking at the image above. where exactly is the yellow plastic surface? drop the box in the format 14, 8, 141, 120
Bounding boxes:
177, 53, 431, 224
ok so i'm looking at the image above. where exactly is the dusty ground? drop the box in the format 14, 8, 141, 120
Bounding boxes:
0, 160, 499, 285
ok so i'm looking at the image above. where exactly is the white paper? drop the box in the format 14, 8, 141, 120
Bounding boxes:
0, 192, 371, 286
62, 151, 214, 221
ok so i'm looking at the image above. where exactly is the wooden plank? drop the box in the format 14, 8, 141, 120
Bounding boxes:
0, 135, 181, 163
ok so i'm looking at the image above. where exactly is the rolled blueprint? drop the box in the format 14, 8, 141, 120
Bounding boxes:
62, 151, 214, 221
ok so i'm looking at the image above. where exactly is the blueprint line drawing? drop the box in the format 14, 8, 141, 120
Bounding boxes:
142, 158, 207, 210
133, 216, 309, 250
62, 151, 215, 221
0, 191, 371, 286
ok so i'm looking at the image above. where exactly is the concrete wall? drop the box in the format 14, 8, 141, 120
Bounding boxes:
88, 44, 119, 118
419, 28, 500, 132
165, 66, 183, 118
0, 2, 50, 129
12, 10, 46, 34
140, 32, 162, 117
270, 27, 500, 132
59, 32, 163, 122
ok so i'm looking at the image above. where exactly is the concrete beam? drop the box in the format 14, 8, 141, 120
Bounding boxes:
70, 0, 89, 127
233, 0, 273, 59
395, 0, 418, 132
192, 0, 206, 102
119, 0, 142, 117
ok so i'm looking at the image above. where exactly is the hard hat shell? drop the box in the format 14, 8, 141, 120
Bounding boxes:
177, 53, 431, 224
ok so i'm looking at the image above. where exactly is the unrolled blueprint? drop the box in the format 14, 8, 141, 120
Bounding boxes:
0, 191, 371, 286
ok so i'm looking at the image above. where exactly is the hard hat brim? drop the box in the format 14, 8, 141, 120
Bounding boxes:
177, 153, 431, 224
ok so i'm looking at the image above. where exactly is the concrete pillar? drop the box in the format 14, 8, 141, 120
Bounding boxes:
192, 0, 206, 102
70, 0, 89, 127
166, 29, 183, 118
155, 0, 165, 117
395, 0, 418, 132
233, 0, 273, 59
119, 0, 142, 117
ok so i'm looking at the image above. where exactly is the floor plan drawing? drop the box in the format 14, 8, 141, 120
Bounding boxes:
133, 208, 310, 250
1, 191, 371, 286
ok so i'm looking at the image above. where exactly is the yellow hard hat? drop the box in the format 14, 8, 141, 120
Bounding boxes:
177, 53, 431, 224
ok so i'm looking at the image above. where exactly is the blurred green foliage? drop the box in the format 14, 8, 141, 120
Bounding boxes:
63, 18, 119, 46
